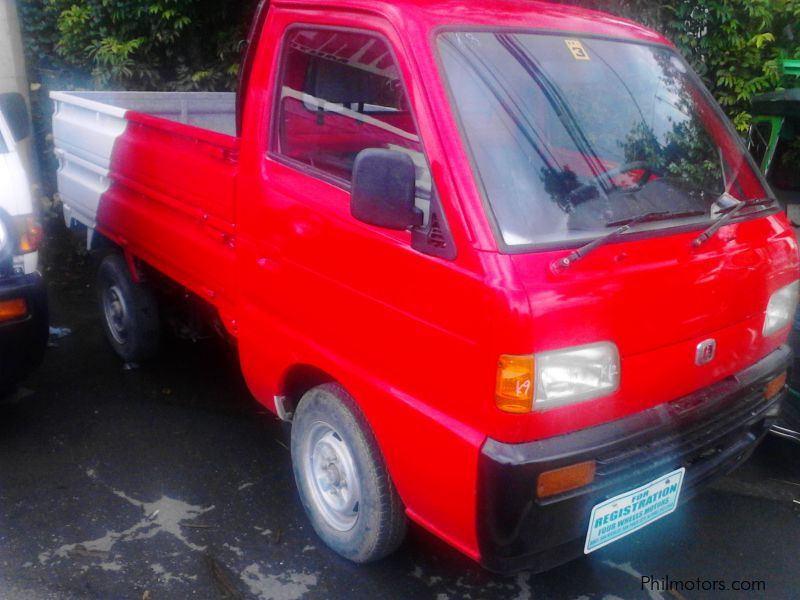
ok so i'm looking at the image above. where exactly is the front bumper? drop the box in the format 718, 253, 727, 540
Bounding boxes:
0, 271, 48, 393
771, 390, 800, 443
777, 308, 800, 442
477, 345, 791, 574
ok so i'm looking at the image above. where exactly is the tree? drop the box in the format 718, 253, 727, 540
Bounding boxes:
18, 0, 255, 92
557, 0, 800, 130
18, 0, 800, 127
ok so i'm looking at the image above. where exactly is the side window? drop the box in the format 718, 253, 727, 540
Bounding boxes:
274, 28, 431, 213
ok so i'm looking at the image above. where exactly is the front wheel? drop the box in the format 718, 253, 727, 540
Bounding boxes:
291, 383, 407, 562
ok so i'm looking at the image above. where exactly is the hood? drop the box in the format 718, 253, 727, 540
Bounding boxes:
511, 212, 799, 359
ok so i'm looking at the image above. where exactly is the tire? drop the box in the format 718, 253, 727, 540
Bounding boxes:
291, 383, 407, 562
96, 254, 160, 363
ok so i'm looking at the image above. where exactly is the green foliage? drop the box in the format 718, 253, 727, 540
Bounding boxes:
18, 0, 253, 91
17, 0, 800, 126
556, 0, 800, 130
17, 0, 254, 196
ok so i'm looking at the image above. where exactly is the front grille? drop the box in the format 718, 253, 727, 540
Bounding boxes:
595, 385, 769, 481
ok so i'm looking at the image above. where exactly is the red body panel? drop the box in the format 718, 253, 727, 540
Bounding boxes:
90, 0, 799, 564
98, 115, 240, 330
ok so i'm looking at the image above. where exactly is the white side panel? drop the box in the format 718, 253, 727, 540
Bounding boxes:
50, 90, 237, 249
54, 148, 112, 230
51, 93, 128, 244
52, 91, 236, 136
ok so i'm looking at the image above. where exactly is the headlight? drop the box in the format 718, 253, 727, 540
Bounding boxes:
535, 342, 620, 410
496, 342, 620, 413
763, 281, 800, 337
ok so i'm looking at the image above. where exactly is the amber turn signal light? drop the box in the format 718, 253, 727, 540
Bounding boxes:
537, 460, 597, 498
764, 371, 787, 400
0, 298, 28, 322
496, 354, 534, 413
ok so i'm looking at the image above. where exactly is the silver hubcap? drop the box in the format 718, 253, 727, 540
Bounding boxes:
302, 421, 361, 532
102, 285, 130, 345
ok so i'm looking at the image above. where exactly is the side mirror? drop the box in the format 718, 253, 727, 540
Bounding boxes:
351, 148, 423, 230
0, 93, 31, 142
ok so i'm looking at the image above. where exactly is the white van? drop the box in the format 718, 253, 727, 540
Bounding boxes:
0, 92, 40, 273
0, 92, 47, 395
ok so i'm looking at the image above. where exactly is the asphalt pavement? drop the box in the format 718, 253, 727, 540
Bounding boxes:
1, 225, 799, 599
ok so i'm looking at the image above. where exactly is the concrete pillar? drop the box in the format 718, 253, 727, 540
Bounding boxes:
0, 0, 38, 185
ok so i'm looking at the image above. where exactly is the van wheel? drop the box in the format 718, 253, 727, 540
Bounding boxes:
291, 383, 407, 562
96, 254, 159, 363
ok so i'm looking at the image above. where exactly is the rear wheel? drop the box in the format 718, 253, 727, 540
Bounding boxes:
291, 383, 407, 562
96, 254, 159, 362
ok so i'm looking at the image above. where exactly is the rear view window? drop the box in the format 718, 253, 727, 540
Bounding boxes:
770, 121, 800, 191
274, 28, 430, 201
748, 121, 773, 170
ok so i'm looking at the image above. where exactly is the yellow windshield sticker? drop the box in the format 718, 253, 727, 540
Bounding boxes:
565, 39, 590, 61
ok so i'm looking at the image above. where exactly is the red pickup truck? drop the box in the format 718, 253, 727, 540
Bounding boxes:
52, 0, 798, 573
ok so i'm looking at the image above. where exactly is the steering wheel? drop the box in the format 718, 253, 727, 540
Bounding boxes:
565, 161, 658, 207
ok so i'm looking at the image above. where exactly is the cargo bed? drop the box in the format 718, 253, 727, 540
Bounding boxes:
51, 90, 239, 326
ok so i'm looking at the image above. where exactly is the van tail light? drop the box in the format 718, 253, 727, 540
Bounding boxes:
0, 298, 28, 322
496, 354, 535, 413
14, 215, 43, 253
537, 460, 597, 498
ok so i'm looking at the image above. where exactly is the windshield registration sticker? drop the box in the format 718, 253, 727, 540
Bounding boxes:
584, 467, 685, 554
565, 39, 590, 60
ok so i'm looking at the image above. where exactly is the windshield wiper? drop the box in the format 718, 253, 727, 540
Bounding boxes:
692, 197, 775, 248
552, 209, 705, 272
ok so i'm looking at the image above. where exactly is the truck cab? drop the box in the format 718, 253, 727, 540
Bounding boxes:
52, 0, 798, 573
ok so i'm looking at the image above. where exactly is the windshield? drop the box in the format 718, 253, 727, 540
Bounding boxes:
438, 32, 769, 248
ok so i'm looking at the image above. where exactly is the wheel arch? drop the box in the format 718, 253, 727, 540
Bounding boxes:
89, 232, 145, 284
266, 357, 484, 560
278, 363, 337, 417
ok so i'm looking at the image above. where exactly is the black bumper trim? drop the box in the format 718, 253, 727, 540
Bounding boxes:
771, 392, 800, 442
478, 346, 791, 574
0, 271, 48, 393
